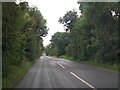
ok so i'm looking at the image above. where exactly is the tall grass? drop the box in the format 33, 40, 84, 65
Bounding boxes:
2, 59, 33, 88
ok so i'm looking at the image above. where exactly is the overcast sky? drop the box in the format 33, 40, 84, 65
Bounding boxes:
25, 0, 80, 46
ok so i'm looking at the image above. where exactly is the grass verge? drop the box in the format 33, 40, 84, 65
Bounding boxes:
2, 59, 34, 88
59, 55, 119, 72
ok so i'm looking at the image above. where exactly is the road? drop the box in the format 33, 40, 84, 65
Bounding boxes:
16, 55, 118, 89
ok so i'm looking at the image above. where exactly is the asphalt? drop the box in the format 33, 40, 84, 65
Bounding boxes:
16, 55, 118, 88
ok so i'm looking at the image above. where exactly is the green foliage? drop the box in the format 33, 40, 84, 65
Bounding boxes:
58, 10, 77, 32
57, 2, 119, 66
80, 2, 119, 64
59, 55, 72, 60
45, 32, 70, 56
2, 2, 48, 87
2, 60, 32, 88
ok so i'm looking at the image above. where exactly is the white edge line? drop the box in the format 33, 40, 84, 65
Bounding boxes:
70, 72, 96, 89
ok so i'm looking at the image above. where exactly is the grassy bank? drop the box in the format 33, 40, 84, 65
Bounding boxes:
2, 59, 35, 88
59, 55, 119, 72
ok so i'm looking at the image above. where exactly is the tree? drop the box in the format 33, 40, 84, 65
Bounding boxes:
79, 2, 119, 64
2, 2, 48, 80
58, 10, 77, 32
58, 2, 119, 64
46, 32, 70, 56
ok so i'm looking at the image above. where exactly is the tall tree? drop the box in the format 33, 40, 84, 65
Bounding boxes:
2, 2, 48, 79
58, 2, 119, 64
46, 32, 70, 56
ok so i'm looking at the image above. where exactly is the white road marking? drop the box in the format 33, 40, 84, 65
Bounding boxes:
53, 60, 56, 63
58, 63, 65, 68
70, 72, 96, 90
53, 60, 65, 69
53, 59, 96, 89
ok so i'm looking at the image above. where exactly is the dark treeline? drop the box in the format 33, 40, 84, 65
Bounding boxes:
45, 2, 119, 65
46, 32, 70, 56
2, 2, 48, 87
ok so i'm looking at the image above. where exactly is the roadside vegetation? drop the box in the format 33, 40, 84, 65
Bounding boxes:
45, 2, 119, 72
2, 2, 48, 88
59, 55, 118, 72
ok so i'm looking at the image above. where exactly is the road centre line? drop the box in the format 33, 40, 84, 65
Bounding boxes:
70, 72, 96, 90
53, 60, 65, 68
53, 60, 56, 63
57, 63, 65, 68
53, 60, 95, 89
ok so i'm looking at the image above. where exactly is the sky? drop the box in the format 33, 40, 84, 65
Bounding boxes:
25, 0, 80, 46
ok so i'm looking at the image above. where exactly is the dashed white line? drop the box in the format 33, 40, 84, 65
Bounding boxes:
57, 63, 65, 68
53, 60, 96, 89
70, 72, 96, 90
53, 60, 56, 63
53, 60, 65, 69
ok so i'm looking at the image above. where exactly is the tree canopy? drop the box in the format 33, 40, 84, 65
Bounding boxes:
46, 2, 119, 65
2, 2, 48, 80
46, 32, 70, 56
